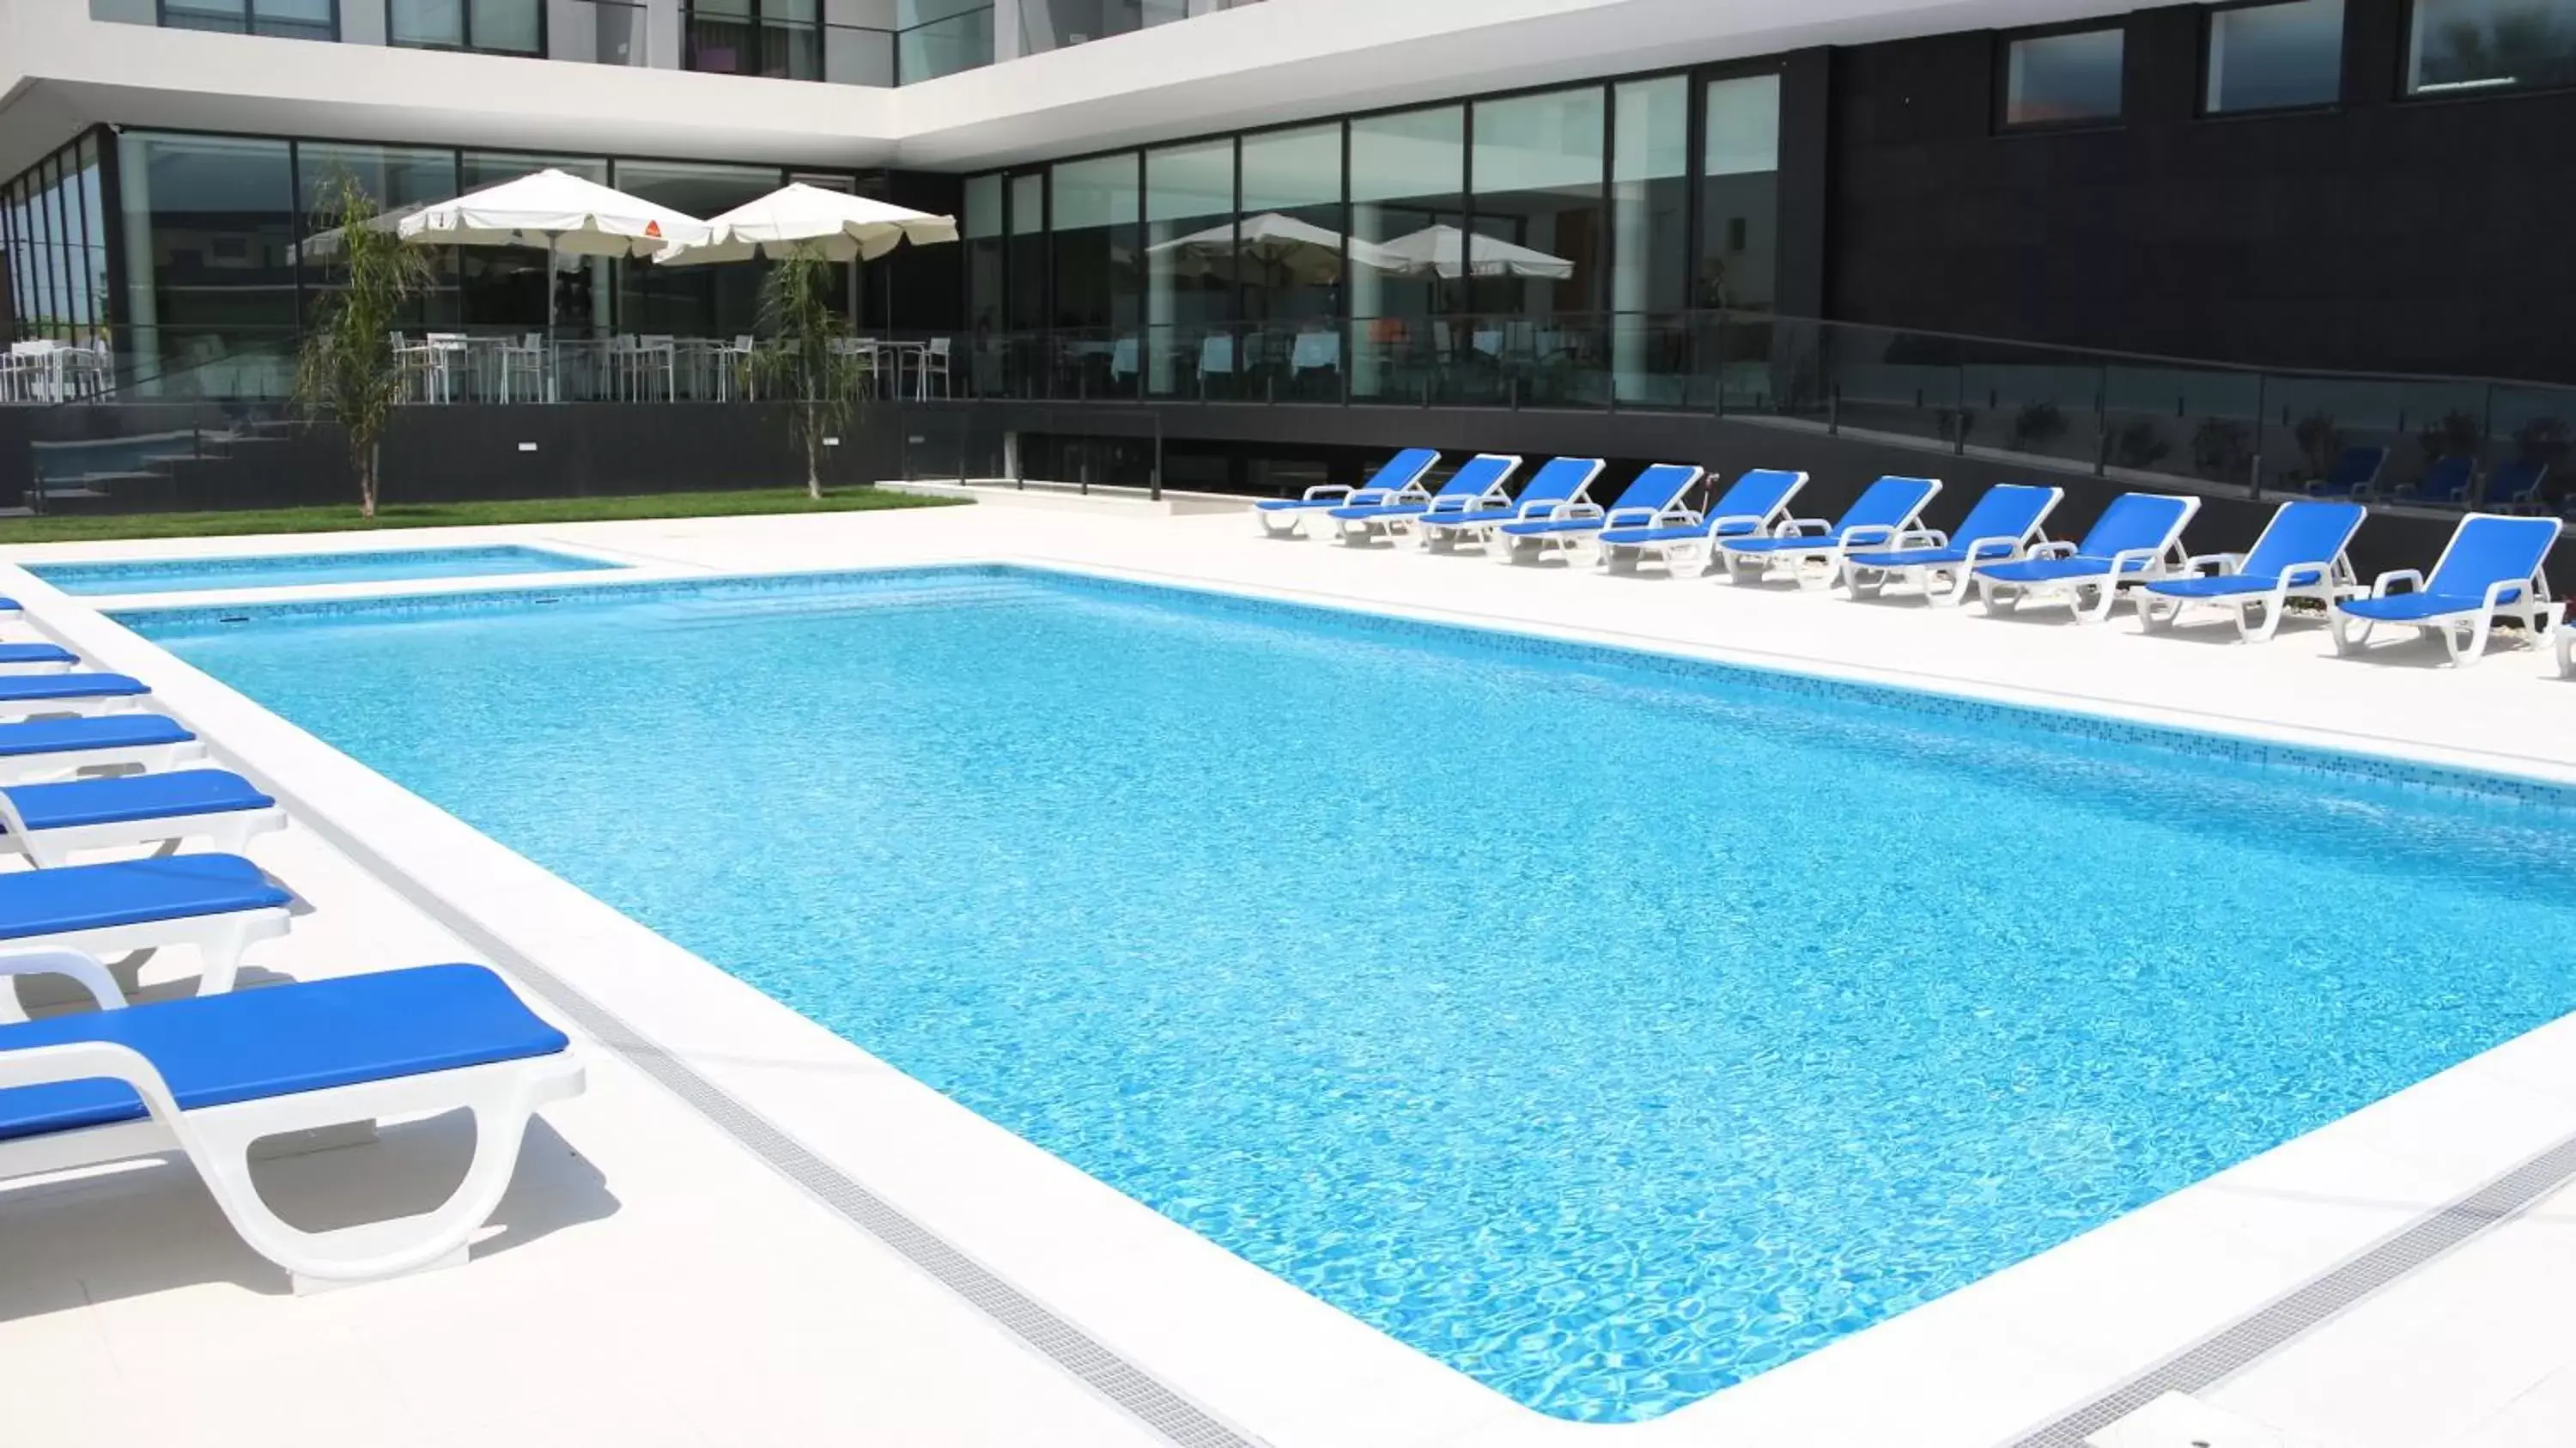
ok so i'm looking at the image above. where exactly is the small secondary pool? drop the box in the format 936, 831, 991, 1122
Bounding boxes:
131, 568, 2576, 1422
30, 545, 618, 596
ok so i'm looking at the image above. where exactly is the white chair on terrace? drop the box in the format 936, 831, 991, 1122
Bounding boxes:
498, 333, 547, 405
916, 337, 951, 399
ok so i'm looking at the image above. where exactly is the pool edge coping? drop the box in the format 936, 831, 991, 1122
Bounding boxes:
15, 541, 2576, 1448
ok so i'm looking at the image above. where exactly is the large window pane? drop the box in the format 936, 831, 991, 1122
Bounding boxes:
389, 0, 466, 46
963, 173, 1004, 391
2208, 0, 2344, 112
614, 160, 781, 338
896, 0, 993, 83
1144, 138, 1233, 397
2003, 27, 2126, 125
118, 131, 297, 382
297, 142, 461, 330
1351, 106, 1461, 399
1050, 153, 1140, 394
1471, 86, 1603, 314
161, 0, 248, 34
460, 152, 612, 336
78, 139, 108, 342
1611, 76, 1687, 405
472, 0, 544, 52
2407, 0, 2576, 94
1005, 172, 1045, 331
30, 157, 58, 342
254, 0, 337, 39
1699, 73, 1780, 312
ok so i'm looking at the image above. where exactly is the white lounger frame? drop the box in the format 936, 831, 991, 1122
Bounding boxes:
1256, 472, 1432, 538
1335, 458, 1520, 547
0, 950, 583, 1293
0, 654, 78, 677
1600, 475, 1795, 578
1974, 497, 2202, 624
2330, 541, 2556, 668
0, 736, 209, 788
2136, 553, 2360, 642
3, 900, 291, 999
0, 770, 287, 868
1840, 496, 2062, 607
1495, 463, 1683, 567
1720, 511, 1923, 591
1416, 460, 1606, 557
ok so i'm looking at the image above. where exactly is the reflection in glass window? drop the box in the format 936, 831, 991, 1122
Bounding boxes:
161, 0, 337, 40
2003, 27, 2127, 125
116, 131, 298, 380
296, 143, 461, 328
1236, 123, 1342, 334
1700, 74, 1780, 312
1469, 86, 1605, 320
391, 0, 541, 52
1051, 155, 1139, 343
2407, 0, 2576, 94
1349, 106, 1462, 399
2208, 0, 2345, 112
1611, 76, 1687, 405
613, 160, 782, 338
1144, 140, 1235, 395
1006, 173, 1046, 332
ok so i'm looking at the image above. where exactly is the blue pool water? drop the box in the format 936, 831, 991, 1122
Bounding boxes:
135, 569, 2576, 1421
33, 545, 617, 596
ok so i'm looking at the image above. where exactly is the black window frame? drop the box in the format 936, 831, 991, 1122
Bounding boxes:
386, 0, 546, 57
683, 1, 825, 81
155, 0, 343, 41
1994, 18, 2131, 133
2399, 0, 2576, 101
2199, 0, 2347, 118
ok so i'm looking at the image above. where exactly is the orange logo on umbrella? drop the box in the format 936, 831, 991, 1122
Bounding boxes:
645, 221, 662, 238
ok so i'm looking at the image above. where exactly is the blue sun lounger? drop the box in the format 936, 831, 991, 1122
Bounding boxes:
1494, 462, 1704, 565
2494, 459, 2551, 513
0, 855, 292, 1000
2136, 500, 2366, 642
2305, 445, 2389, 501
1415, 456, 1605, 554
1, 769, 284, 869
1840, 483, 2063, 606
1255, 447, 1439, 538
1598, 468, 1808, 577
0, 642, 79, 675
0, 715, 204, 788
0, 672, 150, 722
2331, 512, 2561, 667
1718, 476, 1943, 590
2396, 455, 2476, 506
1973, 492, 2202, 624
0, 960, 583, 1292
1330, 453, 1521, 545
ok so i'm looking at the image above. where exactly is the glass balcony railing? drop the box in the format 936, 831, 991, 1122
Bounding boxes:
941, 308, 2576, 513
1018, 0, 1255, 56
683, 5, 993, 85
901, 5, 997, 83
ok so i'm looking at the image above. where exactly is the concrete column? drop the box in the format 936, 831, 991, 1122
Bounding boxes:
990, 0, 1024, 61
647, 0, 684, 69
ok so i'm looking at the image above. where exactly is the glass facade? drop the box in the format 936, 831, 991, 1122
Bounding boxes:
118, 131, 297, 380
389, 0, 543, 52
161, 0, 338, 40
963, 64, 1790, 406
612, 160, 781, 337
1, 136, 111, 345
2002, 27, 2127, 125
2407, 0, 2576, 94
2207, 0, 2346, 112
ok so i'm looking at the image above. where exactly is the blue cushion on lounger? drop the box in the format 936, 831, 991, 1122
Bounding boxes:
2146, 573, 2312, 600
0, 854, 289, 940
0, 643, 76, 668
3, 770, 272, 833
0, 673, 147, 704
2339, 591, 2530, 623
0, 715, 195, 759
1978, 553, 2162, 585
0, 964, 568, 1141
0, 597, 15, 611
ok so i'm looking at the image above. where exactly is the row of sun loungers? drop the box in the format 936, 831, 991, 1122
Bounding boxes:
0, 592, 582, 1293
1258, 451, 2567, 666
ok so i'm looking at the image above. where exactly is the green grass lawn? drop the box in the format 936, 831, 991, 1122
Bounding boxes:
0, 488, 967, 545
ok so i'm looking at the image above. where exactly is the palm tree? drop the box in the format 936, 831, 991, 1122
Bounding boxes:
753, 252, 870, 500
294, 172, 429, 520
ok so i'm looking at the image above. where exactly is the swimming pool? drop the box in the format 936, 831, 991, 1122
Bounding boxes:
131, 567, 2576, 1422
30, 545, 619, 596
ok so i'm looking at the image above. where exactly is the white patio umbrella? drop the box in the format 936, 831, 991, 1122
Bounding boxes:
1378, 222, 1573, 280
651, 183, 957, 265
1145, 212, 1398, 283
396, 168, 716, 391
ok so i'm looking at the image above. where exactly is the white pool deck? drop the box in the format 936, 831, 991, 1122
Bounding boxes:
4, 490, 2576, 1448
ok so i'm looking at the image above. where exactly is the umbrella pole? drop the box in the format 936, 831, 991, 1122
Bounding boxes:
544, 236, 558, 404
